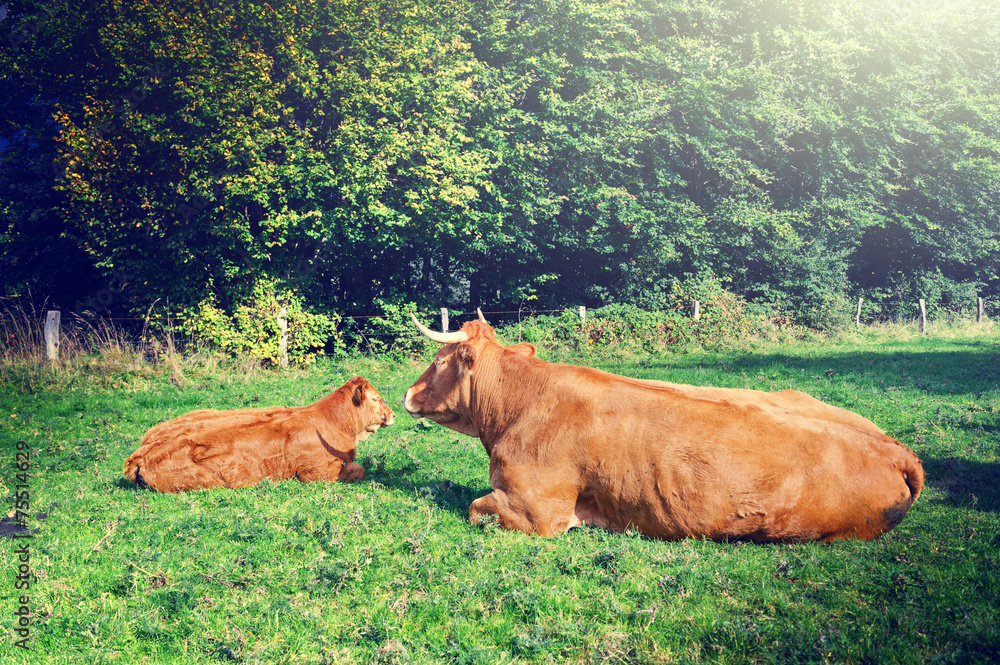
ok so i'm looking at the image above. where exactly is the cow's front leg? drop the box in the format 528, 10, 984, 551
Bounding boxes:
469, 486, 575, 537
469, 491, 534, 534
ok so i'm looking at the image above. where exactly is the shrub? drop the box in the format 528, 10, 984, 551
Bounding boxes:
506, 309, 587, 351
773, 240, 854, 331
857, 271, 985, 323
347, 300, 438, 358
500, 275, 796, 358
179, 281, 340, 366
916, 271, 982, 321
661, 273, 788, 345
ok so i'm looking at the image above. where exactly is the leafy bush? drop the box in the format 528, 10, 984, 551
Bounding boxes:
772, 240, 854, 332
916, 271, 983, 321
584, 304, 675, 352
659, 273, 792, 348
506, 309, 588, 351
346, 300, 437, 358
793, 292, 853, 332
501, 275, 796, 358
858, 271, 985, 323
179, 281, 340, 365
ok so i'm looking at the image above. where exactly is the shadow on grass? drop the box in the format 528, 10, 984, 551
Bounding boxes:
113, 476, 144, 491
0, 515, 39, 538
0, 511, 46, 538
922, 455, 1000, 512
365, 465, 487, 519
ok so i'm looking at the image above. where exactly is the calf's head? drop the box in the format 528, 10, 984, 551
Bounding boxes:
345, 376, 395, 439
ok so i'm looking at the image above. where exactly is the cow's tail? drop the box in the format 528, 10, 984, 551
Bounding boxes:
902, 452, 924, 505
878, 448, 925, 534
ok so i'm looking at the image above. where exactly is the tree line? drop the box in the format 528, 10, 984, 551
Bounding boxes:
2, 0, 998, 329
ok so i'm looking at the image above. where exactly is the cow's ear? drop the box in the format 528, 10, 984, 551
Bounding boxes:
457, 343, 475, 369
507, 343, 537, 358
352, 383, 365, 406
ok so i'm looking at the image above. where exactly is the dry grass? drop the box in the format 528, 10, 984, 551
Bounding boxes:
832, 317, 997, 346
0, 299, 181, 392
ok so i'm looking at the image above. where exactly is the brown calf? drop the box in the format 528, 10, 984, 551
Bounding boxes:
124, 376, 394, 492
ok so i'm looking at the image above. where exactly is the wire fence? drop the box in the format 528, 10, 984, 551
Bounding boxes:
2, 305, 586, 365
4, 297, 994, 365
23, 308, 572, 337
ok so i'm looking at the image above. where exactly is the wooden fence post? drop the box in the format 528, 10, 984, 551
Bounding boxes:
277, 307, 288, 368
45, 310, 60, 361
692, 301, 700, 321
918, 299, 927, 334
978, 297, 984, 323
440, 307, 449, 333
579, 306, 586, 323
855, 297, 863, 326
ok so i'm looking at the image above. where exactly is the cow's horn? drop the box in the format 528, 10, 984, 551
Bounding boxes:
477, 307, 488, 323
411, 313, 469, 344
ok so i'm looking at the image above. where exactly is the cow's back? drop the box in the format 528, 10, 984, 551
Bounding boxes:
625, 375, 885, 435
521, 366, 922, 542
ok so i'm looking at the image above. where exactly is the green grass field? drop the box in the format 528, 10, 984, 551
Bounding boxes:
2, 325, 998, 664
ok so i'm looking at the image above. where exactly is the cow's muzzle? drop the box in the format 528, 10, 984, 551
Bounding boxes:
402, 389, 422, 418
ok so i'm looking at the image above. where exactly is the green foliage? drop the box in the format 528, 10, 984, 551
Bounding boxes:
3, 0, 500, 311
503, 275, 795, 358
179, 280, 339, 365
2, 0, 999, 316
859, 271, 987, 324
586, 304, 693, 353
348, 300, 437, 358
501, 309, 589, 356
914, 271, 983, 321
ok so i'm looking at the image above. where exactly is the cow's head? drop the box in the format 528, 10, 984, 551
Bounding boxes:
403, 310, 536, 437
345, 376, 395, 440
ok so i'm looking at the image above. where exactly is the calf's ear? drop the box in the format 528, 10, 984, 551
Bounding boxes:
353, 383, 365, 406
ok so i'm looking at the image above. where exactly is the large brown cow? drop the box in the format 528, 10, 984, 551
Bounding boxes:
403, 315, 923, 542
124, 376, 394, 492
